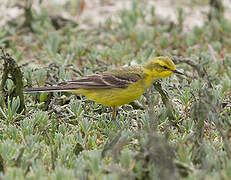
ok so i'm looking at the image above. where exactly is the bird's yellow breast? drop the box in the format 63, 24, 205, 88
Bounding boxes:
71, 79, 146, 107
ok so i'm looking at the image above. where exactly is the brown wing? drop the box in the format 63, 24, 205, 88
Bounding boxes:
24, 66, 143, 92
60, 72, 142, 89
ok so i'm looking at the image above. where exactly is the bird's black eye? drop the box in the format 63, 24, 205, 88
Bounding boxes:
162, 66, 168, 69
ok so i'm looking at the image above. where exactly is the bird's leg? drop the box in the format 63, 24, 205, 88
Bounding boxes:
112, 106, 121, 129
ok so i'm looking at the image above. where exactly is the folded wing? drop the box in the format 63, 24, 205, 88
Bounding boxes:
24, 67, 142, 92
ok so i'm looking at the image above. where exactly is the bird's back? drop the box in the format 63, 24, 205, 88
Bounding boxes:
73, 65, 147, 106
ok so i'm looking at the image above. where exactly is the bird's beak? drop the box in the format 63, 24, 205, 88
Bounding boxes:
172, 70, 184, 75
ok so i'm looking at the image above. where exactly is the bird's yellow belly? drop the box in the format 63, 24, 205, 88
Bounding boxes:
71, 80, 146, 107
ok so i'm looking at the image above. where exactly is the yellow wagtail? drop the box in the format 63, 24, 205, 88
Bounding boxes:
24, 56, 183, 127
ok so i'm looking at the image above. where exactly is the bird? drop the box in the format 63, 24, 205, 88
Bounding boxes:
24, 56, 183, 128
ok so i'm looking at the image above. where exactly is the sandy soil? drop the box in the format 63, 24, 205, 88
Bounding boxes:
0, 0, 231, 30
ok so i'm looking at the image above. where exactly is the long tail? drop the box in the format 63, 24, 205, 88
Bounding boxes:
24, 72, 126, 93
24, 86, 74, 93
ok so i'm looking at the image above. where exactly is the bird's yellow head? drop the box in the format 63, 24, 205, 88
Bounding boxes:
144, 56, 183, 79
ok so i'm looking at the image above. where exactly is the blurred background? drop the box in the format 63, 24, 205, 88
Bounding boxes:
0, 0, 231, 180
1, 0, 231, 30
